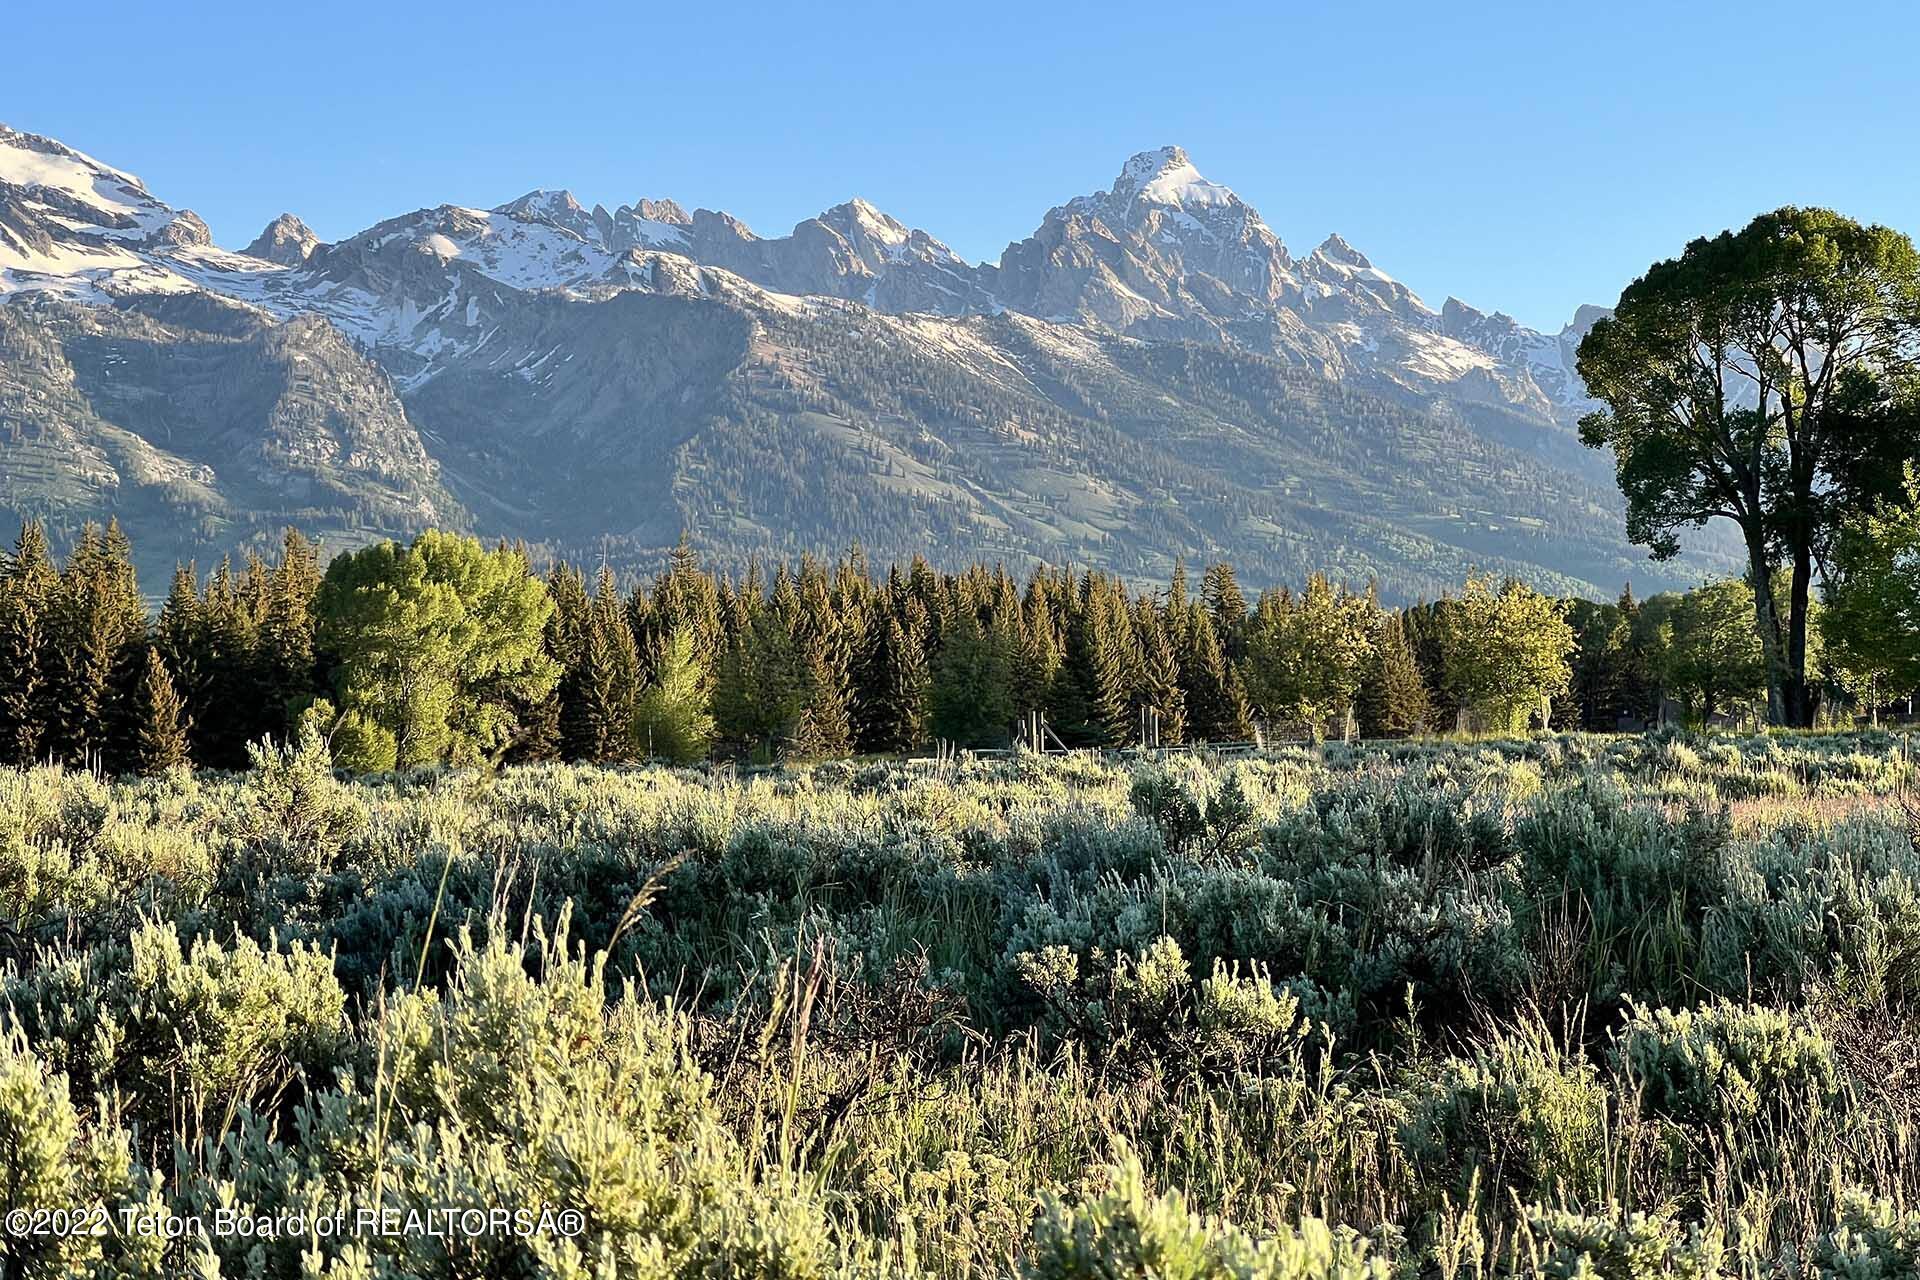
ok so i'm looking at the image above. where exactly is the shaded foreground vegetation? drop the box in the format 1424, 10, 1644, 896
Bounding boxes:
6, 731, 1920, 1277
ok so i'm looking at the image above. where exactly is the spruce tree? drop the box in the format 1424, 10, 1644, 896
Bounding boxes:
558, 599, 641, 763
927, 609, 1015, 748
854, 599, 930, 753
633, 625, 715, 764
713, 606, 807, 760
256, 530, 321, 735
1179, 608, 1253, 742
1133, 603, 1186, 745
1088, 586, 1137, 747
122, 646, 192, 776
1357, 612, 1430, 739
1201, 563, 1249, 662
46, 522, 145, 766
194, 559, 263, 767
0, 522, 55, 765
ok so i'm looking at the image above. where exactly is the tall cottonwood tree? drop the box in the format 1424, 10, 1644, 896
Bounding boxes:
1244, 574, 1376, 741
1578, 207, 1920, 726
313, 532, 559, 769
1437, 575, 1575, 732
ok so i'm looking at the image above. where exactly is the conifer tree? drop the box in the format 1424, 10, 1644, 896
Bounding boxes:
1357, 611, 1430, 739
928, 608, 1015, 748
1179, 608, 1254, 742
713, 605, 808, 760
854, 597, 930, 753
0, 522, 55, 765
1201, 563, 1249, 662
558, 594, 641, 763
255, 530, 321, 735
1088, 586, 1138, 746
119, 646, 192, 776
633, 625, 715, 764
192, 558, 264, 767
1133, 602, 1186, 745
46, 522, 145, 766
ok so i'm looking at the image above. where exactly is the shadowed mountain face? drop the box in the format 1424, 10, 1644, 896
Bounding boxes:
0, 123, 1733, 598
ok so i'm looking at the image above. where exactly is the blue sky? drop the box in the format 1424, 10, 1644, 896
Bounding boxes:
9, 0, 1917, 331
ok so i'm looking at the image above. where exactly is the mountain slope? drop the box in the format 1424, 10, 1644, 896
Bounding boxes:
0, 123, 1732, 598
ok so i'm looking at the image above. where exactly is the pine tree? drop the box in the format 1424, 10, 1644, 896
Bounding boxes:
193, 558, 264, 767
121, 646, 192, 776
1357, 612, 1430, 738
790, 644, 855, 760
927, 608, 1015, 748
46, 522, 145, 766
1133, 603, 1186, 745
0, 522, 55, 765
1088, 586, 1137, 747
633, 625, 715, 764
1201, 563, 1249, 662
854, 598, 930, 753
1179, 608, 1253, 742
255, 530, 321, 735
713, 606, 808, 760
558, 598, 641, 763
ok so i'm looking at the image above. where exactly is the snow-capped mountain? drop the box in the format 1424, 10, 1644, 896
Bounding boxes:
0, 127, 1600, 428
988, 147, 1598, 430
0, 123, 1699, 598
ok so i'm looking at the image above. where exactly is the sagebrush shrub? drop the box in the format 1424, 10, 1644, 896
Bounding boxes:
1613, 999, 1840, 1130
1517, 1202, 1727, 1279
3, 920, 346, 1136
1021, 1154, 1392, 1280
1402, 1018, 1610, 1204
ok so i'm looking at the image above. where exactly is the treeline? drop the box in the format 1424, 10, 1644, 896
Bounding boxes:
0, 520, 1906, 777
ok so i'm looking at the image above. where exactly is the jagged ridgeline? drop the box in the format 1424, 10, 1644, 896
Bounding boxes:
0, 124, 1741, 599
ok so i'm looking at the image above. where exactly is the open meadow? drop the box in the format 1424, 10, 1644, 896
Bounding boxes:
6, 730, 1920, 1277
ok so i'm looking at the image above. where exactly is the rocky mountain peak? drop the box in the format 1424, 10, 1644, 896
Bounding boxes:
497, 188, 583, 218
1313, 234, 1371, 269
245, 212, 321, 265
1068, 145, 1245, 230
0, 123, 205, 260
631, 198, 690, 225
1118, 145, 1235, 211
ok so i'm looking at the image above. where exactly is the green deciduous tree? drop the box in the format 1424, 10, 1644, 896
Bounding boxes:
1660, 580, 1767, 727
1244, 574, 1376, 741
1577, 207, 1920, 726
1437, 575, 1575, 733
1821, 463, 1920, 720
313, 531, 559, 770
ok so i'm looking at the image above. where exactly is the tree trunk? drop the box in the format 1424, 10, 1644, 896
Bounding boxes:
1745, 529, 1791, 727
1785, 540, 1815, 728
